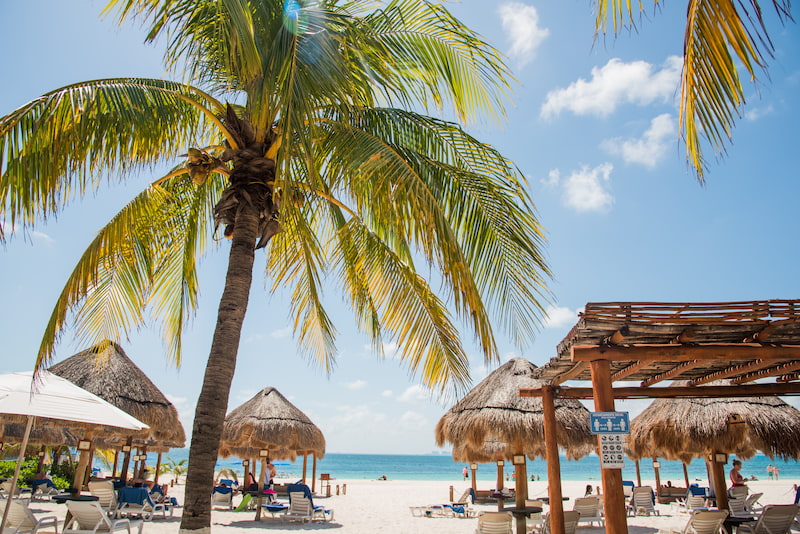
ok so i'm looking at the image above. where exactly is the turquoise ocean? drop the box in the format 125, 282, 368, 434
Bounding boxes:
139, 450, 800, 484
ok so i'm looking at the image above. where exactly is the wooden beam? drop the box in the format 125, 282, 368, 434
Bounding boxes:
778, 372, 800, 383
611, 360, 650, 381
688, 359, 774, 386
542, 386, 565, 534
571, 343, 800, 362
519, 382, 800, 399
640, 360, 704, 387
732, 360, 800, 384
671, 328, 697, 344
603, 328, 628, 345
552, 361, 589, 386
743, 323, 775, 343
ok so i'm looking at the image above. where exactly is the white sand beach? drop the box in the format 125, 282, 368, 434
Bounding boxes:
18, 476, 799, 533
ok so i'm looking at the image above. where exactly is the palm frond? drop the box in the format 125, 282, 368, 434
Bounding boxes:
594, 0, 793, 180
0, 78, 224, 234
35, 170, 223, 369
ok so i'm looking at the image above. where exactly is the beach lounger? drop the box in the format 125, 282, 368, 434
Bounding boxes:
0, 498, 59, 534
210, 485, 234, 510
64, 500, 143, 534
475, 511, 512, 534
284, 483, 333, 522
525, 499, 544, 531
744, 492, 763, 513
87, 481, 117, 516
736, 504, 800, 534
573, 495, 604, 527
538, 511, 580, 534
30, 479, 59, 502
657, 509, 729, 534
628, 485, 660, 516
115, 486, 169, 520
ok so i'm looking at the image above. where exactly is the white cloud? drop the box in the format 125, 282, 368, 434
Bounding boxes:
399, 411, 428, 430
381, 389, 393, 398
270, 326, 292, 339
745, 105, 774, 121
562, 163, 614, 213
165, 393, 194, 439
544, 305, 579, 328
344, 379, 367, 391
541, 168, 561, 188
541, 56, 681, 119
601, 113, 676, 168
31, 231, 54, 245
398, 384, 430, 403
498, 2, 549, 68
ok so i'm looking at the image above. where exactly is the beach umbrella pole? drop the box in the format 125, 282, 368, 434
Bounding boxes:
0, 415, 33, 532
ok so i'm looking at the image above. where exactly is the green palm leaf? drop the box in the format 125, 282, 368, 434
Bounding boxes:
0, 78, 225, 232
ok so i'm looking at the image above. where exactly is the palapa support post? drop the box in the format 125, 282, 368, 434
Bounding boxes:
496, 460, 504, 491
635, 459, 642, 486
590, 359, 628, 534
653, 457, 662, 490
542, 385, 566, 534
449, 485, 454, 501
302, 452, 308, 483
154, 452, 163, 485
312, 454, 317, 493
72, 433, 94, 496
682, 463, 690, 488
255, 456, 268, 521
513, 452, 527, 534
112, 449, 119, 478
708, 452, 729, 513
119, 437, 133, 483
470, 464, 477, 492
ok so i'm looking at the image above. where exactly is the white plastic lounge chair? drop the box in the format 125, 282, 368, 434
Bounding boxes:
64, 500, 143, 534
628, 486, 660, 516
525, 499, 544, 532
658, 509, 729, 534
210, 485, 234, 510
31, 480, 59, 502
0, 498, 59, 533
573, 495, 604, 527
115, 486, 168, 520
729, 497, 748, 517
539, 511, 580, 534
284, 483, 333, 522
87, 481, 117, 516
736, 504, 800, 534
673, 494, 708, 515
1, 481, 30, 500
744, 492, 763, 513
475, 511, 513, 534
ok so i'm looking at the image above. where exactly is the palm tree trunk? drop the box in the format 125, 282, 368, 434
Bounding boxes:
179, 199, 259, 533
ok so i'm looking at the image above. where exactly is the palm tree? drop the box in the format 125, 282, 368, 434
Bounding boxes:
0, 0, 550, 531
595, 0, 794, 181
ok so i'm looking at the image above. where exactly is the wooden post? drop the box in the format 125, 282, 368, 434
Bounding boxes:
470, 464, 477, 492
36, 446, 46, 472
72, 434, 93, 496
542, 385, 565, 534
302, 452, 308, 483
682, 463, 690, 488
635, 459, 642, 487
154, 452, 163, 486
590, 359, 628, 534
112, 450, 119, 478
497, 461, 504, 492
653, 457, 662, 491
312, 455, 317, 493
119, 437, 133, 484
514, 452, 527, 534
708, 453, 729, 513
255, 457, 268, 521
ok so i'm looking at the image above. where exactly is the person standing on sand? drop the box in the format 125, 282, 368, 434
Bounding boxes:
767, 464, 774, 480
462, 466, 468, 480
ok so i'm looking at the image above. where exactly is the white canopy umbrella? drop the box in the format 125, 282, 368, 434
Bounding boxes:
0, 371, 148, 530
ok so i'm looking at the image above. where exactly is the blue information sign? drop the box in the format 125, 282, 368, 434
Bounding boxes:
590, 411, 630, 434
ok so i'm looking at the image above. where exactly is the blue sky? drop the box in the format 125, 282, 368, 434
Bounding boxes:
2, 1, 799, 455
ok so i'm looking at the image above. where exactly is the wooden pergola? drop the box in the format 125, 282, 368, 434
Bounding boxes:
520, 300, 800, 534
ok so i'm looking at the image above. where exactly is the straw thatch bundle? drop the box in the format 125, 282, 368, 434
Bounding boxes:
451, 438, 511, 463
0, 422, 79, 446
48, 341, 185, 448
218, 387, 325, 461
436, 358, 595, 460
628, 381, 800, 463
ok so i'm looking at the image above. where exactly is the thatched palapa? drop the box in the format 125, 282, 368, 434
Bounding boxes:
218, 387, 325, 461
436, 358, 594, 460
628, 380, 800, 463
48, 340, 185, 450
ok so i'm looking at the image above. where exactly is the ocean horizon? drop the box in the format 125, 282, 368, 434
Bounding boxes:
136, 449, 800, 484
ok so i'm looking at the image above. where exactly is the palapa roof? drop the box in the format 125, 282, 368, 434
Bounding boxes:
48, 340, 185, 450
533, 300, 800, 388
218, 387, 325, 461
435, 358, 595, 461
627, 381, 800, 463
